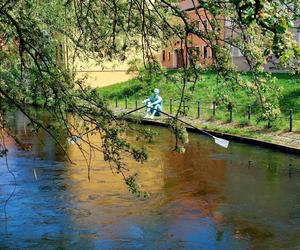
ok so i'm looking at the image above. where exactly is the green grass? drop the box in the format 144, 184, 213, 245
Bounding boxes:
98, 70, 219, 100
97, 70, 300, 133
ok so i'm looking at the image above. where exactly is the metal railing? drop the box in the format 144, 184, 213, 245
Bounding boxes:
112, 96, 300, 132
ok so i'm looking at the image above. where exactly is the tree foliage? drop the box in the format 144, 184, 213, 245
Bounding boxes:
0, 0, 299, 194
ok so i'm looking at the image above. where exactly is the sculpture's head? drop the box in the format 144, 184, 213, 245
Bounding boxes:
154, 88, 160, 95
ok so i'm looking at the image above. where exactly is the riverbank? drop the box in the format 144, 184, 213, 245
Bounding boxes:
100, 70, 300, 131
100, 70, 300, 151
115, 107, 300, 153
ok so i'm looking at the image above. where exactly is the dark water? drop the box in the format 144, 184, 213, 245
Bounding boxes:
1, 111, 300, 249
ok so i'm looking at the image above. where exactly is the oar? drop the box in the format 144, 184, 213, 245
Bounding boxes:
144, 107, 230, 149
67, 104, 229, 149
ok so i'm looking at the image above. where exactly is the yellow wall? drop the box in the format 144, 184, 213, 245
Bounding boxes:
75, 70, 133, 87
70, 49, 138, 87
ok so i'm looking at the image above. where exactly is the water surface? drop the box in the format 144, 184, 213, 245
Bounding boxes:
1, 111, 300, 249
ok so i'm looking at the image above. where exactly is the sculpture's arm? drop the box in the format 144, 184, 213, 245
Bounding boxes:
143, 98, 150, 104
151, 96, 162, 106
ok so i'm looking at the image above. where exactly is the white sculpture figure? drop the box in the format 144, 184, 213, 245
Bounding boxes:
143, 88, 163, 119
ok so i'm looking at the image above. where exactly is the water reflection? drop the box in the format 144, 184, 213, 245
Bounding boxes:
0, 111, 300, 249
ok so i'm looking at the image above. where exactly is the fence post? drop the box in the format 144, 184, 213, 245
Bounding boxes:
229, 102, 233, 123
197, 98, 200, 119
268, 121, 271, 128
212, 101, 216, 117
290, 109, 293, 132
170, 98, 173, 114
248, 105, 251, 121
125, 96, 128, 109
135, 98, 138, 109
115, 97, 118, 108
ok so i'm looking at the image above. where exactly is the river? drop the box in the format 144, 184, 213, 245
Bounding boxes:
1, 110, 300, 249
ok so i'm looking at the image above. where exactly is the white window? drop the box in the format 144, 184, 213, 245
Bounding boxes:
225, 19, 232, 28
230, 46, 234, 55
238, 48, 242, 57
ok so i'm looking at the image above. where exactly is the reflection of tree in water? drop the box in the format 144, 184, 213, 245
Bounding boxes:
161, 134, 227, 242
2, 114, 300, 248
164, 137, 225, 201
224, 146, 300, 249
8, 109, 69, 161
0, 110, 78, 247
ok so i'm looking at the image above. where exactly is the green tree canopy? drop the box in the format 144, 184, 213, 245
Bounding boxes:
0, 0, 299, 194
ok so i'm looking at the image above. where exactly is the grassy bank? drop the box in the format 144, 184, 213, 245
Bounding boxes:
98, 70, 300, 133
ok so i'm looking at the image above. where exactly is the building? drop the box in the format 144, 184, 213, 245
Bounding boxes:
161, 0, 215, 69
62, 39, 135, 88
73, 57, 134, 88
161, 0, 300, 72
